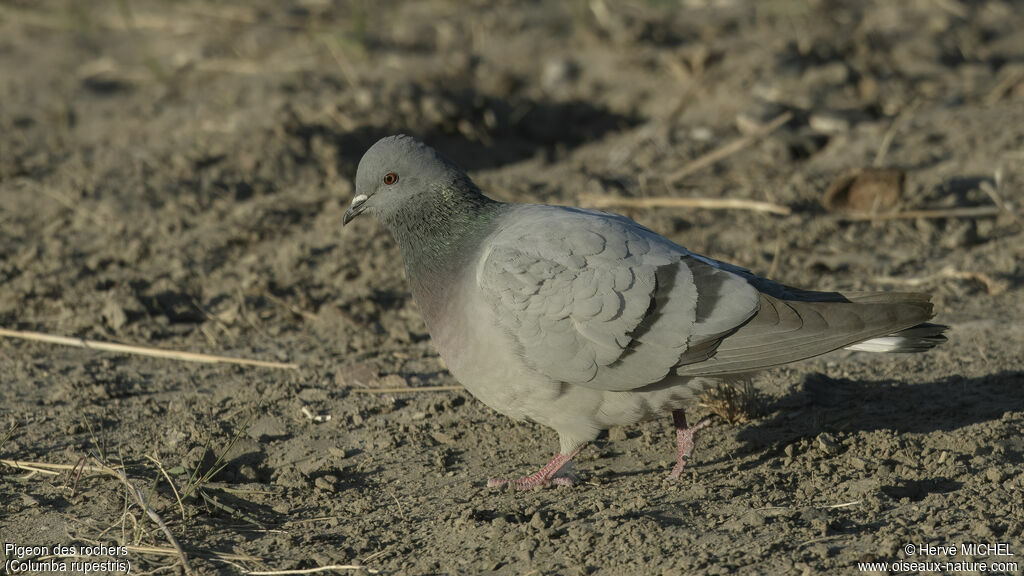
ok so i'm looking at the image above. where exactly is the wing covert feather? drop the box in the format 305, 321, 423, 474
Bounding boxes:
477, 207, 761, 390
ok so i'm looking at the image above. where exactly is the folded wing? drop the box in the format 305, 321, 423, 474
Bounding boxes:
478, 206, 942, 388
477, 207, 759, 390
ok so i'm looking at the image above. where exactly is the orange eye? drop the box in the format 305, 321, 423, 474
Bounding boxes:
383, 172, 398, 185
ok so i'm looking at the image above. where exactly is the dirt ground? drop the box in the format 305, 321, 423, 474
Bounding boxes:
2, 0, 1023, 574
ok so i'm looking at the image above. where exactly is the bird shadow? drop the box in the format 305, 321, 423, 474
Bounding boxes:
734, 370, 1024, 455
280, 87, 642, 174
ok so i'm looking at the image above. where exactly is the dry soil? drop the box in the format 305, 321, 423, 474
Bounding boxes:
1, 1, 1023, 575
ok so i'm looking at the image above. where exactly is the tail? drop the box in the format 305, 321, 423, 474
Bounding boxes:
675, 290, 947, 377
845, 322, 947, 352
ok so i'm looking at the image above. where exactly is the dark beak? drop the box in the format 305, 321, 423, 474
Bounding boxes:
343, 194, 368, 226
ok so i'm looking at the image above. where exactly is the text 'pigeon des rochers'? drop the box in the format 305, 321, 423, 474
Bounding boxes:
343, 135, 946, 490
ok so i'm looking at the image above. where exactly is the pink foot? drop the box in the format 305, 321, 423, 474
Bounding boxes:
666, 410, 711, 481
487, 447, 582, 490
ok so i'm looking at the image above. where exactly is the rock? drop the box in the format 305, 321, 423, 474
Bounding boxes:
823, 168, 904, 214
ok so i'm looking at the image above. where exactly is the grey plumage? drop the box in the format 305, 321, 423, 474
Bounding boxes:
344, 135, 946, 487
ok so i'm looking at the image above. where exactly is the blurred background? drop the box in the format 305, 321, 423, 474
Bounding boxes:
2, 0, 1022, 351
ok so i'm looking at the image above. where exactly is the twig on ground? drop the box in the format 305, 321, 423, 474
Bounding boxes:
985, 66, 1024, 105
199, 490, 266, 529
387, 488, 408, 522
0, 328, 298, 370
244, 566, 382, 575
872, 265, 1006, 295
68, 456, 88, 497
579, 195, 792, 216
0, 459, 110, 475
825, 500, 862, 509
350, 385, 463, 394
100, 458, 195, 576
0, 423, 16, 450
124, 544, 258, 563
980, 175, 1018, 223
668, 111, 793, 182
798, 535, 843, 548
359, 549, 389, 565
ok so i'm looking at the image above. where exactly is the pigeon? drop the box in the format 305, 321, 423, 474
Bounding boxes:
343, 135, 946, 489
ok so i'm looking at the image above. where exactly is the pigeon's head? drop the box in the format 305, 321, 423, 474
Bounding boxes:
344, 135, 467, 226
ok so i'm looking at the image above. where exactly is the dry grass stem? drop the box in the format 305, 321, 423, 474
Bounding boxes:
980, 178, 1017, 219
826, 500, 863, 509
359, 549, 389, 564
3, 462, 61, 476
872, 265, 1007, 295
668, 111, 793, 182
697, 380, 762, 424
125, 545, 259, 563
580, 195, 792, 216
199, 490, 266, 529
985, 66, 1024, 105
0, 424, 16, 450
0, 459, 112, 475
0, 328, 298, 370
100, 460, 195, 576
145, 455, 187, 522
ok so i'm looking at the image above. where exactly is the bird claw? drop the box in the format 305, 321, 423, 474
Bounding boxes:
664, 467, 686, 483
486, 449, 582, 490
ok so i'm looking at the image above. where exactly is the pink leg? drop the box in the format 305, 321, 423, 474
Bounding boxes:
667, 410, 711, 481
487, 447, 583, 490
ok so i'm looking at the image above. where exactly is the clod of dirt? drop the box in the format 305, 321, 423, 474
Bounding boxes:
822, 168, 904, 214
101, 299, 129, 331
816, 432, 839, 456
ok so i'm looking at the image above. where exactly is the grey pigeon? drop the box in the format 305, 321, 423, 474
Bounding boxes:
343, 135, 946, 489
